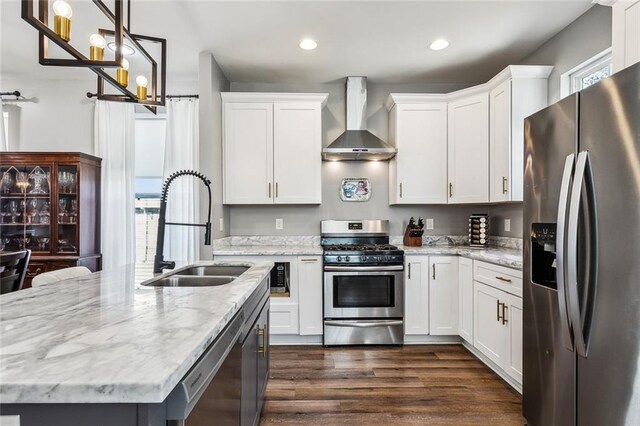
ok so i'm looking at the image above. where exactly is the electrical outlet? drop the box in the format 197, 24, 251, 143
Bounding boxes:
219, 218, 224, 232
504, 219, 511, 232
275, 218, 284, 230
426, 218, 434, 230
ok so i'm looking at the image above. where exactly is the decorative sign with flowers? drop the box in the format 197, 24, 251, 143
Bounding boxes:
340, 178, 371, 202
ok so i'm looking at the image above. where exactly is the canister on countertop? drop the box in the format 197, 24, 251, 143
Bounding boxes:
469, 214, 489, 248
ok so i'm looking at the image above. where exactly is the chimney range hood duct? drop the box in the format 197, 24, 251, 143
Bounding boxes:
322, 77, 397, 161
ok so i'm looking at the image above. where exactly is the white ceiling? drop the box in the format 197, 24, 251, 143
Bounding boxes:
1, 1, 594, 85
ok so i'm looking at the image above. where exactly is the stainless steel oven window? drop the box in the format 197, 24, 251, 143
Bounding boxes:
333, 275, 395, 308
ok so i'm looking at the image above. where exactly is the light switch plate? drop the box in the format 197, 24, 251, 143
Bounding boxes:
426, 218, 434, 230
276, 218, 284, 230
504, 219, 511, 232
219, 218, 224, 232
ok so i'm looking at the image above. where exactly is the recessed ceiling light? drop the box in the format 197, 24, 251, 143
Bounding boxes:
429, 39, 449, 51
107, 41, 135, 55
299, 39, 317, 50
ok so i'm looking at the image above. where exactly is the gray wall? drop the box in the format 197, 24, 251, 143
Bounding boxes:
198, 53, 230, 258
519, 5, 612, 104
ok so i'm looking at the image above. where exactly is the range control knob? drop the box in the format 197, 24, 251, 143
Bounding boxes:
337, 256, 342, 262
345, 256, 350, 262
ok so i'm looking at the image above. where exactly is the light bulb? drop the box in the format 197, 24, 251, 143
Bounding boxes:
89, 34, 105, 49
299, 39, 317, 50
136, 75, 148, 88
429, 38, 450, 51
121, 58, 129, 70
52, 0, 72, 18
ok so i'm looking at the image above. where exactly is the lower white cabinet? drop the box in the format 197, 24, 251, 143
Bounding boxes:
429, 256, 459, 335
297, 256, 323, 335
473, 280, 522, 383
404, 256, 430, 335
458, 257, 474, 344
269, 303, 299, 335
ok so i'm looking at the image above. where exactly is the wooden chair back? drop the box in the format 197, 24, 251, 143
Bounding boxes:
0, 250, 31, 295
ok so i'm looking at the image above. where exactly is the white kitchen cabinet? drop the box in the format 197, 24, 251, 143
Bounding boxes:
447, 93, 490, 203
458, 257, 474, 344
387, 100, 448, 204
429, 256, 459, 335
273, 103, 322, 204
223, 102, 274, 204
404, 255, 430, 335
474, 281, 508, 367
613, 0, 640, 72
489, 67, 551, 202
222, 93, 328, 205
297, 256, 323, 335
505, 294, 523, 383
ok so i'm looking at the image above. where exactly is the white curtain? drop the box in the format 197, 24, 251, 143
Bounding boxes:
0, 100, 7, 151
163, 98, 200, 264
94, 100, 136, 270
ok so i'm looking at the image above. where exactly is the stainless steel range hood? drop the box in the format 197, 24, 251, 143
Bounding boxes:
322, 77, 397, 161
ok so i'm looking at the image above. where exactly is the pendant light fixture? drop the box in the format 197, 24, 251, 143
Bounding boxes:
21, 0, 166, 113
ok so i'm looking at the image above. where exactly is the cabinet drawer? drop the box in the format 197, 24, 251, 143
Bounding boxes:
473, 260, 522, 297
269, 303, 299, 335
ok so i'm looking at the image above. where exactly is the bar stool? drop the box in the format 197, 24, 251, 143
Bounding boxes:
31, 266, 92, 287
0, 250, 31, 294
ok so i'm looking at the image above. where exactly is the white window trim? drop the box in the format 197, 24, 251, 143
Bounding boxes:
560, 48, 613, 98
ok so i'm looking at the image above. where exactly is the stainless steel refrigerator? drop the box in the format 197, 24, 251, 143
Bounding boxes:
523, 62, 640, 426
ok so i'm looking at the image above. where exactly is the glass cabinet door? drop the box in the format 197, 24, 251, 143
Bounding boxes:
0, 165, 53, 254
56, 164, 79, 254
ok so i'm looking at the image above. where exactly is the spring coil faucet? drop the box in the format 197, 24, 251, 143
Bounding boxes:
153, 170, 212, 274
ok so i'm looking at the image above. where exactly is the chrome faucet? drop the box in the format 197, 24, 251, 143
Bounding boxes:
153, 170, 212, 274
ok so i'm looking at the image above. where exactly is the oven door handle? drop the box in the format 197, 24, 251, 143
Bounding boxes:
323, 265, 404, 272
324, 320, 404, 328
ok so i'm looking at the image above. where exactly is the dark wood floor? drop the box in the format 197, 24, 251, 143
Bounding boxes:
260, 344, 523, 426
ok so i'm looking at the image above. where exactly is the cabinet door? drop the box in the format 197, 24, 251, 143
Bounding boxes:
473, 281, 508, 367
447, 94, 489, 203
458, 257, 474, 344
269, 303, 299, 335
256, 302, 270, 417
429, 256, 459, 335
241, 322, 259, 426
297, 256, 323, 335
390, 104, 448, 204
404, 256, 430, 335
489, 79, 512, 203
613, 0, 640, 72
273, 102, 322, 204
505, 294, 523, 383
223, 102, 274, 204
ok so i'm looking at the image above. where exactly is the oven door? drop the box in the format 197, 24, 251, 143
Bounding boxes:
323, 265, 404, 319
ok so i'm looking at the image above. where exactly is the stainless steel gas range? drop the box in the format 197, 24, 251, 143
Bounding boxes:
321, 220, 404, 346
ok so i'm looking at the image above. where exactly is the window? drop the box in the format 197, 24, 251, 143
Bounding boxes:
561, 48, 613, 97
134, 114, 166, 278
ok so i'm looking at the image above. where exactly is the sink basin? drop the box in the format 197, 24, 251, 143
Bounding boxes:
143, 275, 236, 287
176, 265, 249, 277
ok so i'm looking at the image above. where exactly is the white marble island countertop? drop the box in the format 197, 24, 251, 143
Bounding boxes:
0, 261, 273, 404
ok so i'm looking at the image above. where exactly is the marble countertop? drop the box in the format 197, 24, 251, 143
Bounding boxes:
0, 261, 273, 404
398, 246, 522, 270
214, 245, 324, 256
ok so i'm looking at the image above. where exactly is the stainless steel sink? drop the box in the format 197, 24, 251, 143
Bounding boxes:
143, 275, 236, 287
176, 266, 249, 277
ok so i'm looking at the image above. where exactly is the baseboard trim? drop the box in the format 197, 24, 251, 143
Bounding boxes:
270, 334, 323, 345
462, 341, 522, 394
403, 335, 462, 344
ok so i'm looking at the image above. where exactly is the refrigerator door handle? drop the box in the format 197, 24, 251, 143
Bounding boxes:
556, 153, 575, 351
567, 150, 598, 358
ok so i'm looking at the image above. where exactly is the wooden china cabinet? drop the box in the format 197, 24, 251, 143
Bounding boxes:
0, 152, 102, 287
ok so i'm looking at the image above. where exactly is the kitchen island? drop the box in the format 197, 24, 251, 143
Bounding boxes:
0, 261, 273, 425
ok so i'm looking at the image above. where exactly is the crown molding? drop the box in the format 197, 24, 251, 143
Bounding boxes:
221, 92, 329, 108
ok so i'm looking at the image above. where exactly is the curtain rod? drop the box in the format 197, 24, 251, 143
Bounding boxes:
86, 92, 198, 99
0, 91, 22, 99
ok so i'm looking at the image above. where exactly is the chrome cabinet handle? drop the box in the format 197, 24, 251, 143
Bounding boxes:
495, 276, 512, 283
502, 303, 508, 325
502, 176, 508, 194
497, 300, 502, 322
408, 263, 411, 279
449, 183, 453, 198
432, 264, 436, 280
556, 153, 575, 351
300, 258, 318, 262
399, 183, 403, 198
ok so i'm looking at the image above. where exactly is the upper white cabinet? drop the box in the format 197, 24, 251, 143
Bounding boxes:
447, 93, 490, 204
429, 256, 459, 335
222, 93, 328, 205
612, 0, 640, 72
489, 67, 551, 202
387, 100, 448, 204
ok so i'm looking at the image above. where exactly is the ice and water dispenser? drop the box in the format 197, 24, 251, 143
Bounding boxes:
530, 223, 558, 289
